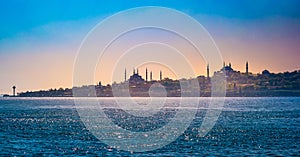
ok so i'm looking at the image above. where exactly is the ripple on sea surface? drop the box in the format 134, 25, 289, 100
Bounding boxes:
0, 97, 299, 156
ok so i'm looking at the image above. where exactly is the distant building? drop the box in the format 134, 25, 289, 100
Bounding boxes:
146, 68, 148, 82
124, 68, 127, 82
207, 64, 210, 78
221, 63, 234, 72
12, 86, 16, 96
246, 61, 249, 75
160, 70, 162, 81
126, 67, 164, 83
262, 69, 270, 75
129, 68, 144, 83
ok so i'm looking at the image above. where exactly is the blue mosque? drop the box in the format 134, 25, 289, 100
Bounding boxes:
125, 68, 163, 84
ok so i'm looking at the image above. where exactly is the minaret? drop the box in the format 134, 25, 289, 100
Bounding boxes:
137, 68, 139, 75
124, 68, 127, 82
160, 70, 162, 81
246, 61, 249, 75
12, 86, 16, 96
207, 64, 210, 78
229, 62, 231, 68
133, 68, 135, 75
150, 71, 153, 81
146, 68, 148, 82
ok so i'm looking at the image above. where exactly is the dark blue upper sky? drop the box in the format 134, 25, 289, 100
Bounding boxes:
1, 0, 300, 40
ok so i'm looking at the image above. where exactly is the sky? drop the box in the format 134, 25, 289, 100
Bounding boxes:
0, 0, 300, 94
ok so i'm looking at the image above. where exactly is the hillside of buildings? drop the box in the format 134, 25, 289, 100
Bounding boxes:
17, 62, 300, 97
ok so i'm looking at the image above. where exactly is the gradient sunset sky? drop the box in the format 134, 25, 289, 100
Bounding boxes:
1, 0, 300, 94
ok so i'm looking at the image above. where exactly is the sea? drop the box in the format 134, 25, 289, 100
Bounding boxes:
0, 97, 299, 156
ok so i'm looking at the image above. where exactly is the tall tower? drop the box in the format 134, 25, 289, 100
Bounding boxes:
133, 68, 135, 75
207, 64, 210, 78
146, 68, 148, 82
160, 70, 162, 81
223, 61, 225, 68
124, 68, 127, 82
229, 62, 231, 68
137, 68, 139, 75
246, 61, 249, 75
150, 71, 153, 81
12, 86, 16, 96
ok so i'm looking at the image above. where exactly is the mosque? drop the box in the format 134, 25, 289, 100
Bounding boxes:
219, 61, 249, 75
125, 68, 163, 84
128, 68, 144, 83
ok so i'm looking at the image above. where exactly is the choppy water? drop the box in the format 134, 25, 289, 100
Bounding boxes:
0, 97, 299, 156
